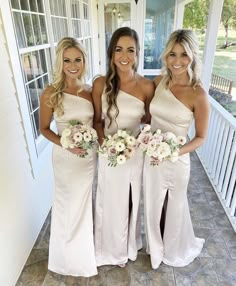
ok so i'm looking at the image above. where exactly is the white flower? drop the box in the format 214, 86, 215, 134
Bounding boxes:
126, 135, 136, 146
73, 132, 83, 142
61, 128, 72, 137
83, 132, 92, 142
170, 151, 179, 162
155, 129, 162, 135
117, 154, 126, 164
124, 148, 135, 158
157, 142, 171, 158
60, 136, 71, 149
146, 146, 155, 157
115, 141, 125, 152
164, 132, 177, 142
142, 124, 151, 132
177, 136, 186, 145
117, 130, 127, 138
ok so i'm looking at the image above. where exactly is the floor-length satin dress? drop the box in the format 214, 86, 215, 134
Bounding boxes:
143, 81, 205, 269
95, 90, 145, 266
48, 93, 97, 277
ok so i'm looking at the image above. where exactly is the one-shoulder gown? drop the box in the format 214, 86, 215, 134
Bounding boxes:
143, 81, 205, 269
95, 90, 145, 266
48, 93, 97, 277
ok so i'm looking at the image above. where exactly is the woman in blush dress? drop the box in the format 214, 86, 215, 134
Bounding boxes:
40, 37, 97, 277
92, 27, 154, 267
143, 29, 210, 269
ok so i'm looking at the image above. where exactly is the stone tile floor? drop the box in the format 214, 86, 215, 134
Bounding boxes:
16, 153, 236, 286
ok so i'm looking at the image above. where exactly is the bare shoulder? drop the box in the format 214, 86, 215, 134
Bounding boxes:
92, 76, 106, 100
93, 76, 106, 88
153, 75, 163, 87
137, 74, 155, 94
193, 85, 209, 107
41, 85, 55, 102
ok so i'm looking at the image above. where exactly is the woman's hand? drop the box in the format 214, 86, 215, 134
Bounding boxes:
67, 147, 87, 156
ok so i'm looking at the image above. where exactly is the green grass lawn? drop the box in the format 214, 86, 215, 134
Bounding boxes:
199, 29, 236, 87
198, 28, 236, 117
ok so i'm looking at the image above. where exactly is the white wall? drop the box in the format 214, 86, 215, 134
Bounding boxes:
0, 10, 54, 286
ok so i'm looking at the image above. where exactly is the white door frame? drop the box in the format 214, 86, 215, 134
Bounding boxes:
97, 0, 145, 74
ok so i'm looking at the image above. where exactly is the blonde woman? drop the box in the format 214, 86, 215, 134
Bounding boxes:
93, 27, 154, 267
143, 29, 209, 269
40, 37, 97, 276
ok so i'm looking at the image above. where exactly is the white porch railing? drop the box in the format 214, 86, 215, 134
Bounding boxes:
189, 96, 236, 232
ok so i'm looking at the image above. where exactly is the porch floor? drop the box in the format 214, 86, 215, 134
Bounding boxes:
16, 152, 236, 286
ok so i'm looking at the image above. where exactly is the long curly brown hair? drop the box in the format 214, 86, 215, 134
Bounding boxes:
105, 27, 140, 127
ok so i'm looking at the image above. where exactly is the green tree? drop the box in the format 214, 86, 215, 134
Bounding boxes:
184, 0, 236, 48
221, 0, 236, 47
183, 0, 209, 33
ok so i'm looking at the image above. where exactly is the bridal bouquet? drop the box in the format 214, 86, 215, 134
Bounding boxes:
99, 129, 137, 167
137, 124, 186, 166
60, 120, 98, 157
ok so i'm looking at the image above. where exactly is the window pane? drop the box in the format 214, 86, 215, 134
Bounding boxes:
71, 0, 80, 18
83, 3, 88, 19
37, 0, 44, 13
39, 15, 48, 44
22, 13, 34, 46
144, 0, 175, 69
23, 53, 34, 81
32, 51, 41, 77
39, 50, 47, 74
32, 14, 42, 45
29, 81, 39, 111
37, 77, 44, 95
13, 12, 26, 48
20, 0, 29, 10
11, 0, 20, 9
29, 0, 37, 12
32, 109, 40, 138
43, 74, 49, 87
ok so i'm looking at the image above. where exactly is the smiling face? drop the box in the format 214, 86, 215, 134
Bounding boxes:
63, 47, 84, 79
166, 43, 191, 77
113, 36, 137, 72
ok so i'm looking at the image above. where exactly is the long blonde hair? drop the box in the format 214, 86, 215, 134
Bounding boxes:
105, 27, 140, 127
49, 37, 87, 116
161, 29, 202, 89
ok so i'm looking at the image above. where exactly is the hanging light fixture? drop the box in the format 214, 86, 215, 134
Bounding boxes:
112, 5, 117, 14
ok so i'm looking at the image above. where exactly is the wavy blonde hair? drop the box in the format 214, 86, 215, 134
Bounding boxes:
161, 29, 202, 89
48, 37, 87, 116
105, 27, 140, 127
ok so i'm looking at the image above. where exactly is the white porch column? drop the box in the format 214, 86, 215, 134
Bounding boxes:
201, 0, 224, 90
175, 0, 192, 29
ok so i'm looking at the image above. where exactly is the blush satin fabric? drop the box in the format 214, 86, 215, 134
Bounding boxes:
94, 90, 145, 266
49, 93, 97, 277
143, 81, 205, 269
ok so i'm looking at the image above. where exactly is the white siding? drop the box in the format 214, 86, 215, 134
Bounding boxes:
0, 11, 54, 286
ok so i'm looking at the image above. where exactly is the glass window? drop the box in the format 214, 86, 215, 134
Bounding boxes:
37, 0, 44, 13
12, 12, 26, 48
22, 13, 34, 46
11, 0, 20, 9
10, 0, 93, 152
29, 0, 37, 12
20, 0, 29, 11
144, 0, 175, 70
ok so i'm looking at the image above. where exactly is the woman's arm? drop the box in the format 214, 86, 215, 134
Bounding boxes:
92, 76, 106, 146
39, 87, 62, 146
179, 87, 210, 156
